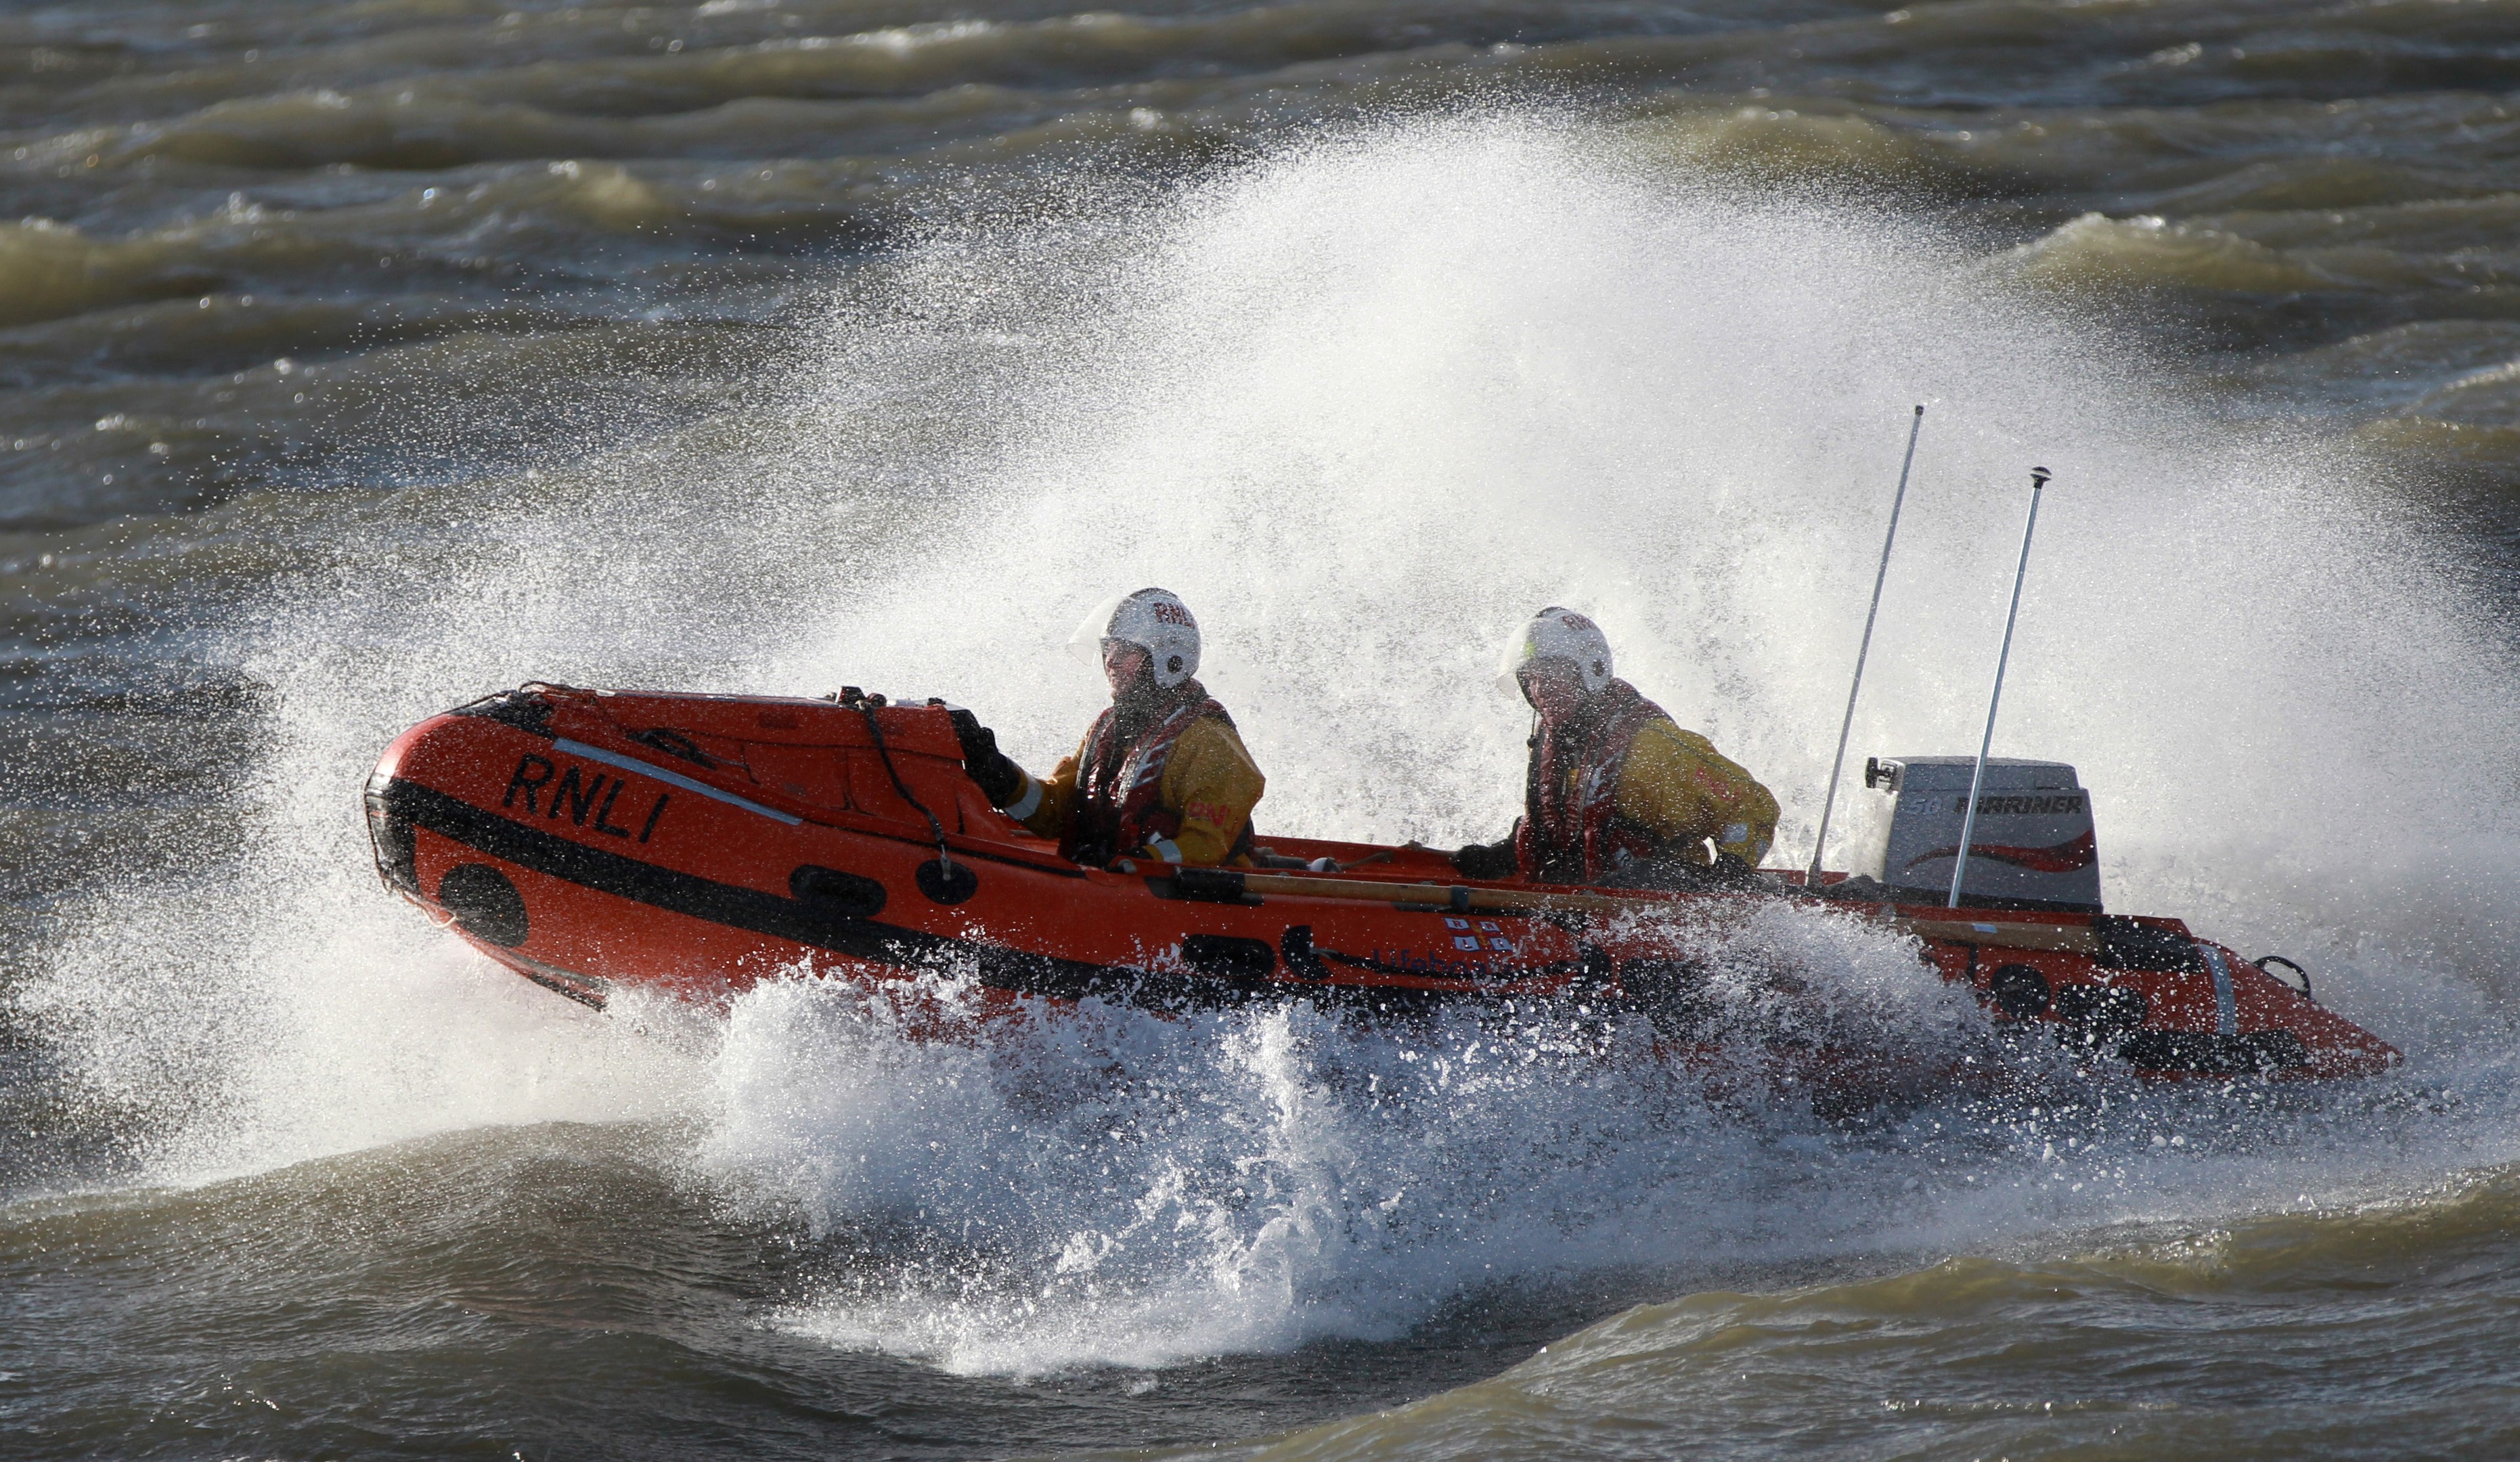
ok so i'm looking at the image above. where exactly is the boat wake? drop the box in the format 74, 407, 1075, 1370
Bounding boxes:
688, 908, 2487, 1376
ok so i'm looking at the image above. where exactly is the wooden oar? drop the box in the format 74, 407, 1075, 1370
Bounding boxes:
1209, 868, 1680, 917
1166, 868, 2099, 955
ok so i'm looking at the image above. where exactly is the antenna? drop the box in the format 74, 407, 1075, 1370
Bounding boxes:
1809, 405, 1925, 885
1949, 467, 2052, 908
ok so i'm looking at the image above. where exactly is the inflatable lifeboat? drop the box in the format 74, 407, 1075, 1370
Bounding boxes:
363, 684, 2398, 1092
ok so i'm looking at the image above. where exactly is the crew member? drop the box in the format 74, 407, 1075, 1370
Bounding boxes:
953, 588, 1265, 868
1453, 607, 1777, 888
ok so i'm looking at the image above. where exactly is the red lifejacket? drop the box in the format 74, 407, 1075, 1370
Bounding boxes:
1516, 678, 1675, 883
1065, 681, 1235, 867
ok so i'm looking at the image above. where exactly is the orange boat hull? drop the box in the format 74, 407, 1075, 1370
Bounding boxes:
363, 685, 2400, 1089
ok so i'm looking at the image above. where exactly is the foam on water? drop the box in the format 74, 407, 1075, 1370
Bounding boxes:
12, 114, 2520, 1371
695, 898, 2010, 1375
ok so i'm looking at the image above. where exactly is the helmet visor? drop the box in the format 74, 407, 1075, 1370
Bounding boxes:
1495, 621, 1540, 696
1514, 659, 1585, 709
1066, 591, 1132, 664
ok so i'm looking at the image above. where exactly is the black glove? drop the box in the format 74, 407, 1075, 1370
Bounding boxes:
1706, 849, 1765, 888
1451, 838, 1519, 881
948, 708, 1025, 807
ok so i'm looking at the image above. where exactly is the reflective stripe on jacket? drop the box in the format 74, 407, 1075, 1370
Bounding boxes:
1517, 679, 1777, 881
1013, 682, 1264, 866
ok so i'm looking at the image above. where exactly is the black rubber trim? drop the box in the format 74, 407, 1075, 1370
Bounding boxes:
915, 858, 980, 906
790, 864, 888, 918
2092, 915, 2205, 973
377, 776, 1402, 1013
1882, 885, 2102, 914
2117, 1029, 2308, 1073
1151, 868, 1263, 904
363, 769, 420, 896
1314, 944, 1580, 983
1179, 933, 1277, 982
1275, 925, 1566, 1005
2053, 981, 2146, 1038
448, 688, 555, 736
1988, 964, 2051, 1019
630, 726, 717, 768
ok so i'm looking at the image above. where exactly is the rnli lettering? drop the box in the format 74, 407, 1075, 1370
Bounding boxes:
503, 754, 556, 813
505, 751, 666, 841
591, 778, 636, 839
551, 766, 603, 825
1952, 793, 2085, 816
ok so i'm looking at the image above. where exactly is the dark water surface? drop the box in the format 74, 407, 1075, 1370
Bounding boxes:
5, 3, 2519, 1459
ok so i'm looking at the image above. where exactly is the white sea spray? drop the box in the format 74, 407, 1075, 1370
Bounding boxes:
8, 114, 2517, 1378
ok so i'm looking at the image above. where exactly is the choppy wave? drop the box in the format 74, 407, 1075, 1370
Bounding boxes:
5, 1, 2517, 538
15, 104, 2519, 1333
5, 2, 2520, 1458
1187, 1162, 2520, 1461
699, 895, 2006, 1377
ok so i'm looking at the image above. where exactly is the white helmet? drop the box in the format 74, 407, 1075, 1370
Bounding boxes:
1067, 587, 1202, 688
1497, 606, 1612, 696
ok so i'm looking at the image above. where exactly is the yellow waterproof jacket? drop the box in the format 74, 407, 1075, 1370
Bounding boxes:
1605, 719, 1779, 867
1012, 716, 1265, 866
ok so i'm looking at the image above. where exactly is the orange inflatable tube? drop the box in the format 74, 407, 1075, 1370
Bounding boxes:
363, 684, 2400, 1090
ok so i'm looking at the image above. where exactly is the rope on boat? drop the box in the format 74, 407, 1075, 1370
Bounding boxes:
842, 689, 956, 878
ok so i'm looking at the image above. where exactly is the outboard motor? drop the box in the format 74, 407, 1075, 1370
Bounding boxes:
1849, 755, 2101, 911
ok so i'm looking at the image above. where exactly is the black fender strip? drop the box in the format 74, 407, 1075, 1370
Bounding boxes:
1312, 946, 1583, 983
379, 777, 1315, 1013
380, 776, 2312, 1068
